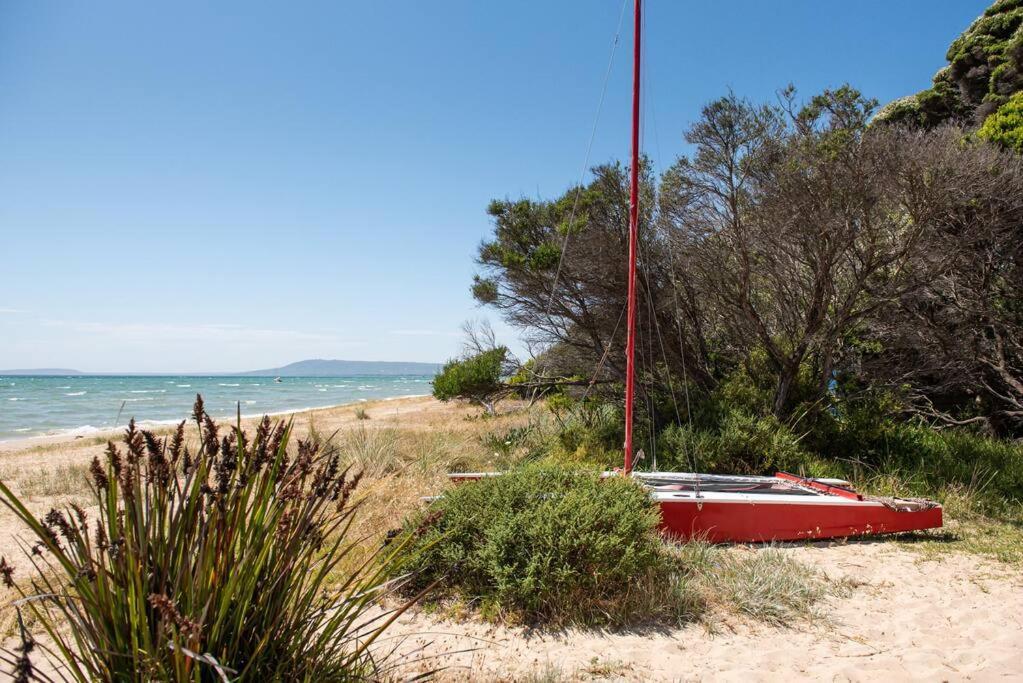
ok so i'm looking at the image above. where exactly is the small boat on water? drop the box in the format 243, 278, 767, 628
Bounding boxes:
273, 376, 283, 383
448, 0, 941, 543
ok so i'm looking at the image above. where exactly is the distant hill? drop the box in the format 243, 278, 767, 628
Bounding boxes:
240, 359, 441, 377
0, 368, 83, 375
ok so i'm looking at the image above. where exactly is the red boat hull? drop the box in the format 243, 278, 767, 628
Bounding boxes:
657, 498, 943, 543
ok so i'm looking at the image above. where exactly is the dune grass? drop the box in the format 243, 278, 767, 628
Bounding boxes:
0, 462, 93, 502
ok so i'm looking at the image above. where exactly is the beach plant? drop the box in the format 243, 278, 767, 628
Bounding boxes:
396, 462, 686, 626
0, 396, 424, 682
432, 347, 510, 415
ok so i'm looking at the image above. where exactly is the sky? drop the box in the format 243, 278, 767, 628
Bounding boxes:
0, 0, 991, 373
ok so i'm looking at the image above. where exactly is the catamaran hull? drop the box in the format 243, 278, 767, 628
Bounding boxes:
654, 495, 943, 543
448, 471, 943, 544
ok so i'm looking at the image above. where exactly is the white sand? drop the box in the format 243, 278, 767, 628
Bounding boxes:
382, 540, 1022, 681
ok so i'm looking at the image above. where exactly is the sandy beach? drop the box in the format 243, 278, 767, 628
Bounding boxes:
0, 396, 1021, 681
385, 540, 1023, 681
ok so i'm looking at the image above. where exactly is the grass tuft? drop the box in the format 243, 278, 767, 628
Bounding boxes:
0, 397, 424, 682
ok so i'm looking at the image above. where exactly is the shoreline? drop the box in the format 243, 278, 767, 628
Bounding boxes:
0, 393, 431, 453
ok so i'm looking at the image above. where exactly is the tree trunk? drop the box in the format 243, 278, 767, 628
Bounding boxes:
773, 367, 797, 419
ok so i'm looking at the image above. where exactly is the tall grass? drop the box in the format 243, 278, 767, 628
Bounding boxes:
0, 396, 424, 682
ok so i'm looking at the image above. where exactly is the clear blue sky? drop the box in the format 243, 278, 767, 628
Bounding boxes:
0, 1, 989, 372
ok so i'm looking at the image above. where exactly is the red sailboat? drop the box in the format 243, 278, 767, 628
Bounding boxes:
452, 0, 941, 542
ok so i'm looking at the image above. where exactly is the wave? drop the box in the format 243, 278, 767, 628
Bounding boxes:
8, 397, 22, 401
65, 391, 87, 396
218, 383, 240, 387
130, 389, 166, 394
176, 384, 191, 388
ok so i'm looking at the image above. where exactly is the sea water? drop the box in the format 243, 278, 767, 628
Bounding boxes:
0, 375, 434, 441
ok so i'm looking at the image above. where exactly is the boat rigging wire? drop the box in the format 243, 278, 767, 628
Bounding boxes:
637, 0, 697, 475
544, 0, 631, 321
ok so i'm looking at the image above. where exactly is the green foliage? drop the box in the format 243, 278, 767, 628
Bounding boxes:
432, 347, 508, 410
549, 399, 624, 467
0, 398, 418, 682
479, 423, 547, 462
470, 275, 499, 304
397, 462, 668, 625
853, 423, 1023, 510
659, 411, 830, 477
877, 0, 1023, 129
979, 91, 1023, 150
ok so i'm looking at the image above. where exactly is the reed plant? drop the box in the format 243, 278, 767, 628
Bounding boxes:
0, 396, 423, 682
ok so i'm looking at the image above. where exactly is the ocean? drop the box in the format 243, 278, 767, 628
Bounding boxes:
0, 375, 434, 441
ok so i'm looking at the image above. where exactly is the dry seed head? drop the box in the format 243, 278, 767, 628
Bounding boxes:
70, 503, 88, 530
148, 593, 201, 638
125, 419, 145, 464
0, 556, 14, 588
43, 509, 74, 543
90, 456, 109, 490
202, 415, 220, 457
105, 441, 123, 477
191, 394, 205, 423
169, 421, 186, 464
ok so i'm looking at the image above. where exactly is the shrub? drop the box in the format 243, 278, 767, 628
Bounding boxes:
659, 410, 832, 477
397, 462, 670, 625
871, 424, 1023, 509
354, 406, 370, 420
0, 396, 420, 682
432, 347, 509, 414
549, 400, 623, 467
978, 91, 1023, 152
479, 424, 545, 462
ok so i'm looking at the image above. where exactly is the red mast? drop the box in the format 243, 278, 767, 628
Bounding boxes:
624, 0, 641, 473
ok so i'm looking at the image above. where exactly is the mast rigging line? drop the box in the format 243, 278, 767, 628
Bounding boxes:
623, 0, 642, 473
543, 0, 630, 321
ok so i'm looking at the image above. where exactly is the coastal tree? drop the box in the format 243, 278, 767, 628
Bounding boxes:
433, 348, 510, 415
857, 127, 1023, 433
661, 87, 962, 417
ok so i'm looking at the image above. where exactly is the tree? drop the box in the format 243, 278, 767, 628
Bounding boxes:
432, 346, 510, 415
858, 127, 1023, 433
472, 161, 714, 400
661, 87, 947, 417
473, 83, 1023, 433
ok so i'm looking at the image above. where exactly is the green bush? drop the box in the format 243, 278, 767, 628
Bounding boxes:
869, 424, 1023, 508
432, 347, 508, 413
659, 410, 835, 477
979, 91, 1023, 152
549, 399, 623, 467
0, 397, 419, 682
397, 462, 668, 625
